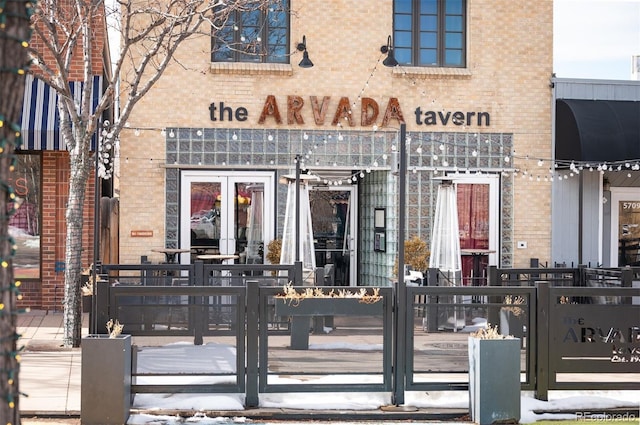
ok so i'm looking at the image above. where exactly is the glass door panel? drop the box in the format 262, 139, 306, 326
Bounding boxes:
180, 171, 274, 265
611, 188, 640, 267
189, 181, 222, 254
309, 186, 357, 286
457, 183, 490, 286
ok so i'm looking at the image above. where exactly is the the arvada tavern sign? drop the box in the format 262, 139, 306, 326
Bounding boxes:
208, 95, 491, 127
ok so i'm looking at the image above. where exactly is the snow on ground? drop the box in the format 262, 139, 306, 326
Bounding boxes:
127, 341, 639, 424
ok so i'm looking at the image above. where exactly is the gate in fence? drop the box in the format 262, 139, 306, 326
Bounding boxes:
92, 262, 640, 406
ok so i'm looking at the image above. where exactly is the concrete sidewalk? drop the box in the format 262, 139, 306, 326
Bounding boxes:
18, 310, 87, 417
15, 309, 639, 424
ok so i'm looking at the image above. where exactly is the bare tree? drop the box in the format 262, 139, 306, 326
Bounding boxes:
0, 1, 37, 422
29, 0, 280, 347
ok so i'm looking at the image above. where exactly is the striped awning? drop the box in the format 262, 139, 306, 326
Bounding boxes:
20, 74, 103, 151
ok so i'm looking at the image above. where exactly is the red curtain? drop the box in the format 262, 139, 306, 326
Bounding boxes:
457, 184, 489, 285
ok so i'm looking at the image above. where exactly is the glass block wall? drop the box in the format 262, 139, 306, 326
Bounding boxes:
164, 127, 514, 284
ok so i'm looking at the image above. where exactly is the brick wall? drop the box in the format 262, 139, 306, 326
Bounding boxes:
29, 2, 106, 78
18, 152, 95, 311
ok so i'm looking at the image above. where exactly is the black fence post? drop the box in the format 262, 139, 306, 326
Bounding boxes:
245, 281, 259, 407
487, 265, 498, 286
576, 264, 586, 287
294, 261, 303, 286
621, 267, 633, 288
622, 267, 633, 305
535, 281, 550, 401
193, 261, 204, 345
425, 268, 439, 332
486, 266, 501, 327
95, 280, 110, 334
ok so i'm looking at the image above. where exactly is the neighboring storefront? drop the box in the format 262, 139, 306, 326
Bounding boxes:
16, 75, 104, 310
118, 0, 554, 285
17, 4, 110, 310
552, 78, 640, 268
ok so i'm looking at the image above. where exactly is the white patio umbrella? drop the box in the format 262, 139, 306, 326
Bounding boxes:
429, 179, 463, 330
245, 184, 263, 264
280, 174, 316, 282
429, 179, 462, 275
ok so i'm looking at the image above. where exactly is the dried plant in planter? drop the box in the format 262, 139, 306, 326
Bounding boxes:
106, 319, 124, 338
502, 295, 525, 316
81, 281, 93, 296
266, 239, 282, 264
266, 239, 282, 276
393, 236, 430, 275
80, 264, 105, 296
276, 282, 382, 306
471, 324, 515, 339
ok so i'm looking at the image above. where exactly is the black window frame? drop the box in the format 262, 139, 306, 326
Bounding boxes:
393, 0, 467, 68
211, 0, 289, 64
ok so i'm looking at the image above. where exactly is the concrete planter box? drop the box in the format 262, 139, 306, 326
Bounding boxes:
275, 297, 383, 316
81, 334, 131, 425
468, 337, 520, 425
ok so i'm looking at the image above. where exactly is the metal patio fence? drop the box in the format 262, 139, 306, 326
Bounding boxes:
90, 262, 640, 406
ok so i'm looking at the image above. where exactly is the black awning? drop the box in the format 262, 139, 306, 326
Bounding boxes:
555, 99, 640, 162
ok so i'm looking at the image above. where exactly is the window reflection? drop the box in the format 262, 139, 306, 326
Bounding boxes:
10, 154, 41, 279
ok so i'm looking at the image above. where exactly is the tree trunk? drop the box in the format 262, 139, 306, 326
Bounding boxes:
63, 149, 93, 347
0, 1, 35, 423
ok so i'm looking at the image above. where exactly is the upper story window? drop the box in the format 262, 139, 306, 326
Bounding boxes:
393, 0, 466, 67
212, 1, 289, 64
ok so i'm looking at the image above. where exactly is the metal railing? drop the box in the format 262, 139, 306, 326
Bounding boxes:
90, 264, 639, 406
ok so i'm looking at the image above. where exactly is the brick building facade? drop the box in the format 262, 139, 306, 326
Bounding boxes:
118, 0, 554, 285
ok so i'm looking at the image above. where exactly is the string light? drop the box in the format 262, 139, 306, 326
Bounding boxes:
0, 0, 37, 415
108, 124, 640, 186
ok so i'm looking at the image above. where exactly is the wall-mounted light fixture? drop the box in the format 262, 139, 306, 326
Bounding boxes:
297, 35, 314, 68
380, 35, 398, 67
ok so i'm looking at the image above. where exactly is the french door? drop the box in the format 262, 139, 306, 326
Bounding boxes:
447, 174, 499, 285
309, 186, 358, 286
179, 171, 274, 265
